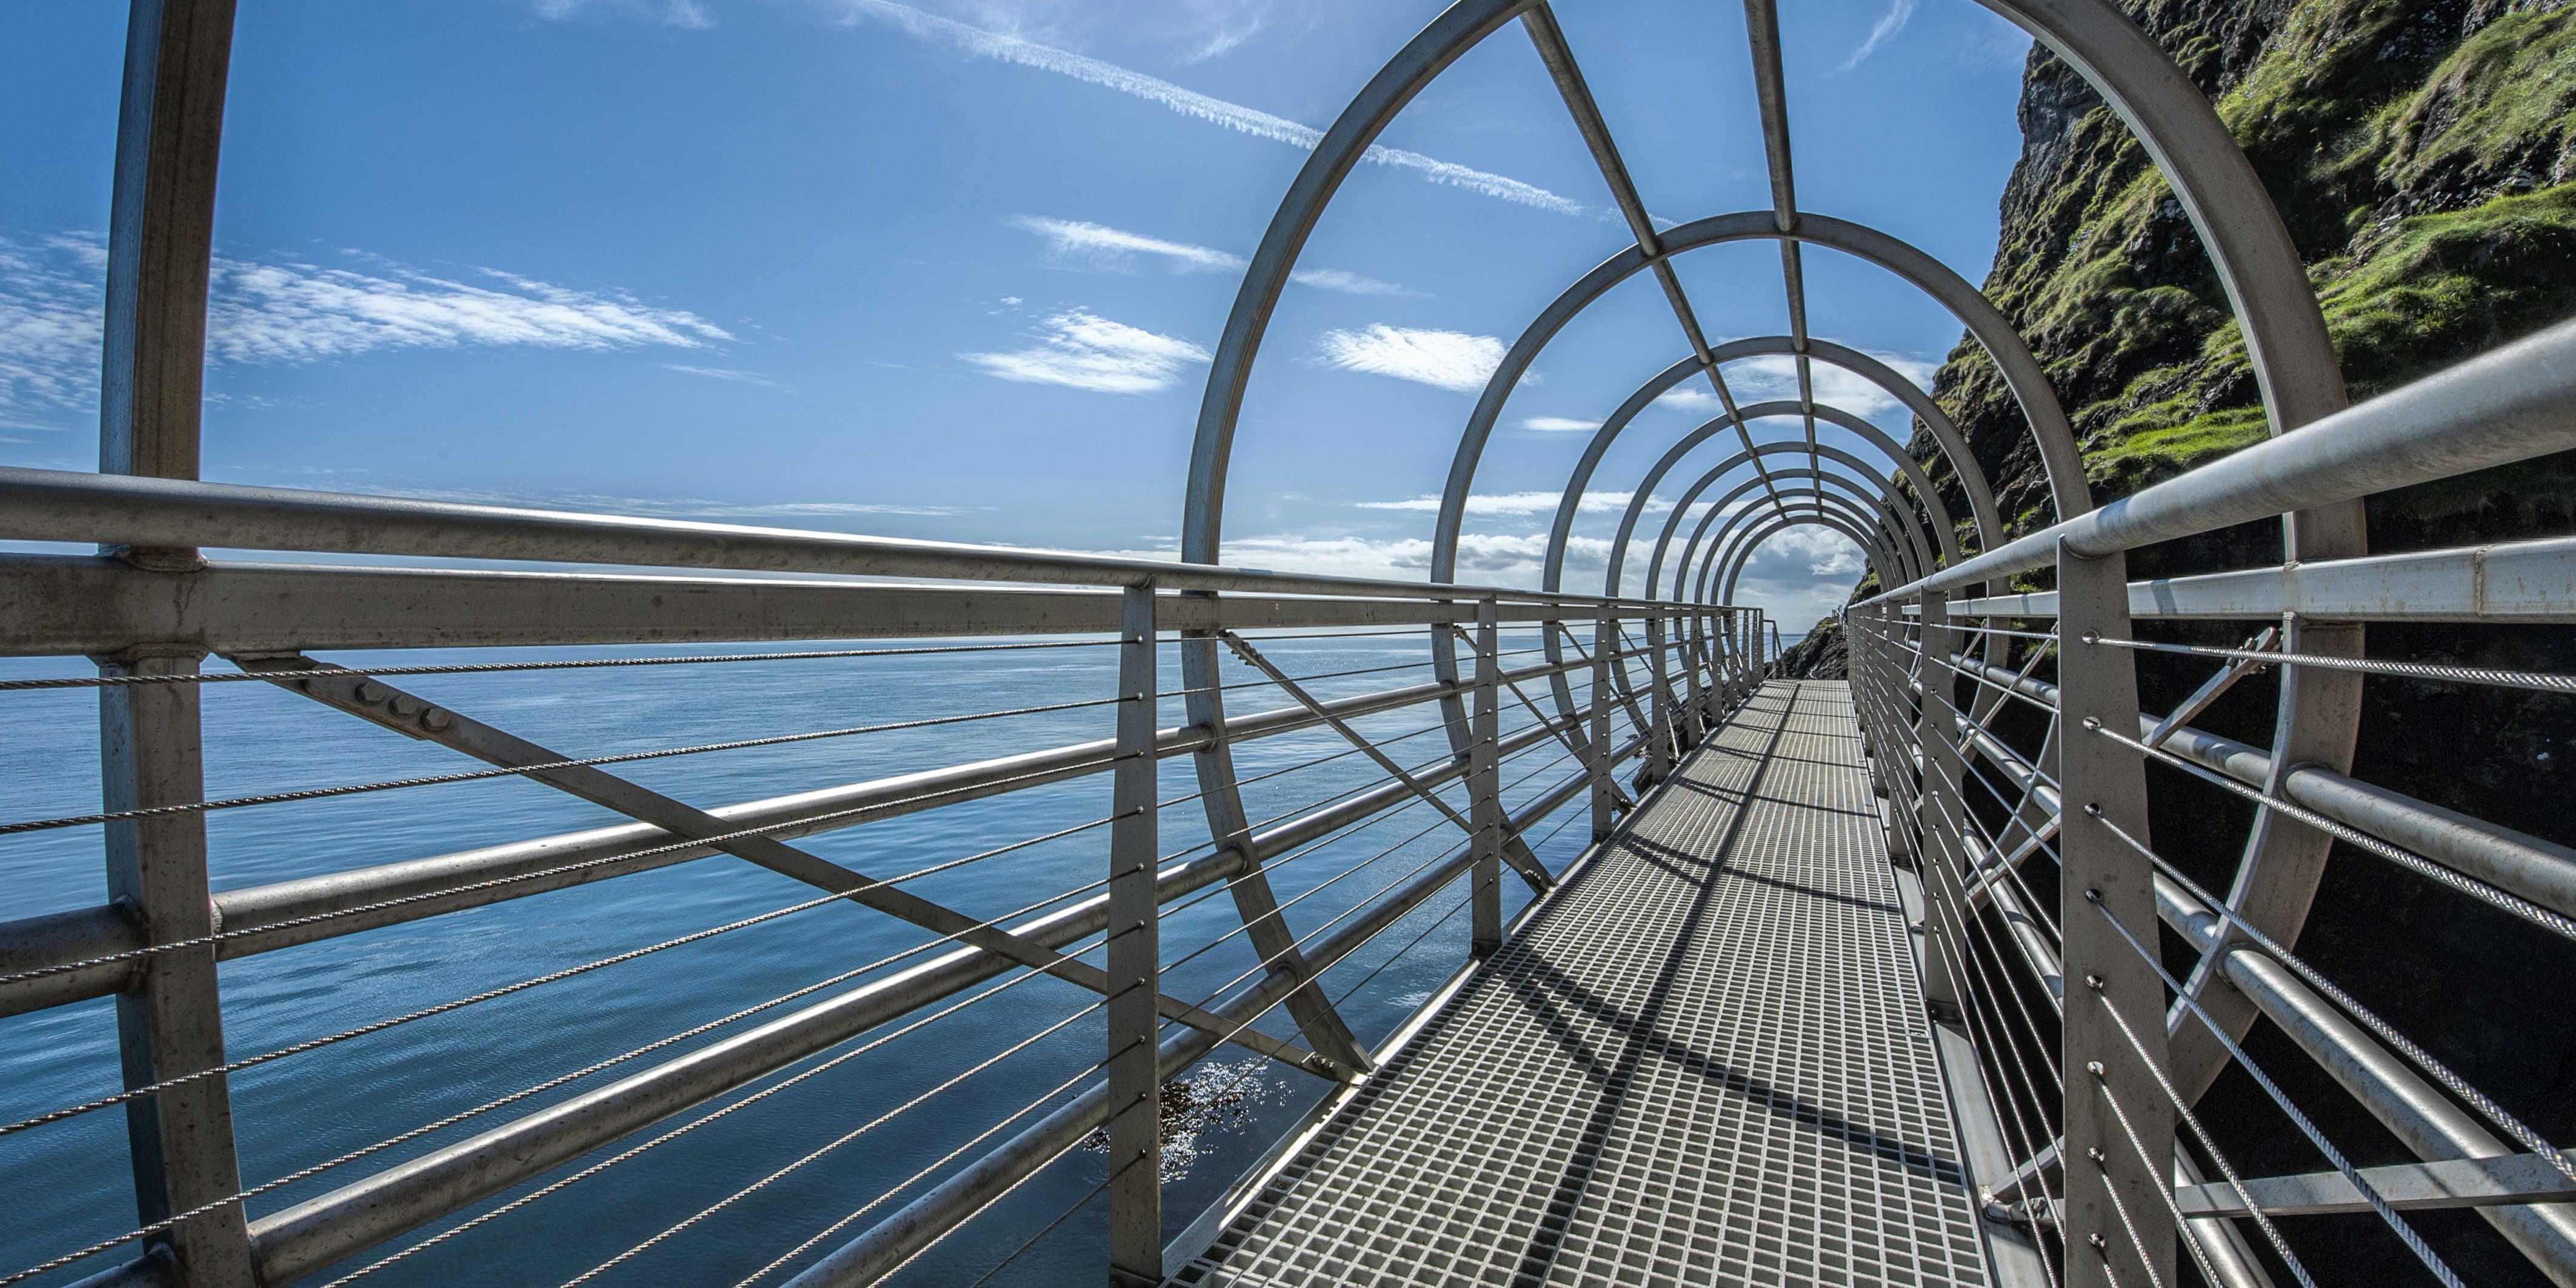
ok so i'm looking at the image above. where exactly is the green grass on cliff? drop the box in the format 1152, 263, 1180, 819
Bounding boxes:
1944, 2, 2576, 516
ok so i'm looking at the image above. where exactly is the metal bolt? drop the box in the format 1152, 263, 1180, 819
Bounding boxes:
353, 681, 388, 705
2085, 973, 2105, 990
2088, 1233, 2109, 1250
2087, 1147, 2106, 1163
388, 693, 423, 718
421, 707, 453, 732
2086, 1061, 2104, 1076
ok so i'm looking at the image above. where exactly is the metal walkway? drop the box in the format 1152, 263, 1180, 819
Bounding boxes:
1170, 681, 1989, 1288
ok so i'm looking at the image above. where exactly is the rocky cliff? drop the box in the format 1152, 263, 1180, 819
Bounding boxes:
1787, 4, 2576, 1282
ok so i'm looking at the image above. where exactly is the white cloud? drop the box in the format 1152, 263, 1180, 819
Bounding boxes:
1641, 350, 1938, 421
1721, 352, 1937, 419
663, 364, 783, 387
1009, 216, 1410, 295
532, 0, 716, 28
1842, 0, 1918, 70
0, 234, 732, 425
1356, 490, 1638, 517
960, 307, 1210, 393
369, 485, 961, 518
1013, 215, 1240, 273
1286, 268, 1409, 297
1519, 416, 1597, 433
841, 1, 1586, 216
1315, 325, 1515, 393
1761, 525, 1866, 575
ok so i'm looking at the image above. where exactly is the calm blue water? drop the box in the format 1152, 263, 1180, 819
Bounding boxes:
0, 634, 1592, 1286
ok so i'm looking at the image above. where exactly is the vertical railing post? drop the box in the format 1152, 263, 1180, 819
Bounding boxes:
1470, 596, 1503, 956
2057, 541, 2175, 1288
1680, 610, 1706, 745
98, 4, 254, 1285
1644, 615, 1673, 784
1590, 612, 1615, 841
1910, 590, 1967, 1016
1106, 584, 1162, 1287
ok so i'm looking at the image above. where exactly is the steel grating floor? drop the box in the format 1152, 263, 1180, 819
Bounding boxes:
1169, 681, 1989, 1288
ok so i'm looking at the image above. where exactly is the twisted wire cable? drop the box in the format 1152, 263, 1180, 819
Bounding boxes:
0, 693, 1138, 837
2085, 959, 2320, 1288
2, 750, 1145, 987
0, 809, 1137, 1139
2086, 804, 2576, 1189
2087, 717, 2576, 943
320, 953, 1118, 1286
2089, 1071, 2222, 1288
2084, 893, 2465, 1288
2084, 634, 2576, 696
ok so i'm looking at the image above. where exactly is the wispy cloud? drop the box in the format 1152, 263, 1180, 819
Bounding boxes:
664, 364, 784, 387
839, 1, 1586, 216
0, 233, 732, 425
1315, 324, 1515, 394
1721, 352, 1937, 419
367, 484, 962, 518
1841, 0, 1918, 70
961, 307, 1210, 393
1013, 215, 1239, 273
1643, 350, 1937, 420
1010, 215, 1412, 295
532, 0, 716, 28
1518, 415, 1598, 432
1356, 490, 1638, 517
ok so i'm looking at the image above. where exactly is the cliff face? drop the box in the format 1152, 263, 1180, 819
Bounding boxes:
1794, 5, 2576, 1282
1937, 0, 2576, 524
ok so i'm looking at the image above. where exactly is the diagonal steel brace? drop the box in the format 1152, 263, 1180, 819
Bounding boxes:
1552, 622, 1652, 766
1449, 624, 1631, 809
2143, 626, 2278, 750
1216, 632, 1552, 893
238, 656, 1353, 1082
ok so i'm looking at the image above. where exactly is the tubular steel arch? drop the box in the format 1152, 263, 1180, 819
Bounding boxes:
1641, 407, 1963, 598
1178, 0, 2361, 1159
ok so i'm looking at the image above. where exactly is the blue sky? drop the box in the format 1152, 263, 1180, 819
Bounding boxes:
0, 0, 2034, 634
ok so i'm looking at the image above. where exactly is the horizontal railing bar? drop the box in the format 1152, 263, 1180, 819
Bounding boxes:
774, 756, 1618, 1288
1866, 316, 2576, 604
1943, 652, 2576, 923
0, 469, 1695, 607
1943, 536, 2576, 622
2174, 1152, 2576, 1220
0, 556, 1669, 659
206, 727, 1639, 1288
0, 654, 1605, 1018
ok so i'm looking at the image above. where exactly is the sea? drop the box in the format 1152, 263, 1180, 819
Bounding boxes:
0, 632, 1590, 1286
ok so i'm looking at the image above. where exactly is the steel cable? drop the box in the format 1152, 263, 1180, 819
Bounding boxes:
0, 812, 1135, 1139
0, 852, 1197, 1286
0, 639, 1129, 692
2084, 634, 2576, 696
2083, 893, 2466, 1288
2086, 964, 2320, 1288
0, 693, 1140, 837
1, 749, 1170, 989
319, 953, 1118, 1286
2087, 717, 2576, 943
558, 999, 1107, 1286
2086, 804, 2576, 1189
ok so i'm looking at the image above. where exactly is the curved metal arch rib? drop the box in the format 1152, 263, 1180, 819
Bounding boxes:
1543, 336, 2003, 599
1635, 448, 1937, 599
1712, 508, 1900, 607
1672, 461, 1936, 610
1431, 210, 2086, 600
1643, 405, 1963, 601
1181, 0, 2364, 1108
